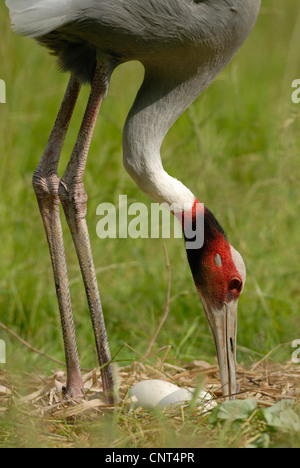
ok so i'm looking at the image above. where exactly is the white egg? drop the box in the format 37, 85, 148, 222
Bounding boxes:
129, 380, 217, 412
158, 388, 217, 411
129, 380, 180, 409
157, 388, 195, 407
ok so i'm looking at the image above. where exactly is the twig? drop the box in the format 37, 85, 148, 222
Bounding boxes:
0, 322, 66, 367
145, 243, 171, 358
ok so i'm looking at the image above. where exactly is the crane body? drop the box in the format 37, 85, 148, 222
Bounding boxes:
6, 0, 261, 402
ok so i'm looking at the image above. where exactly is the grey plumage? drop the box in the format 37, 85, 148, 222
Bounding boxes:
35, 0, 260, 83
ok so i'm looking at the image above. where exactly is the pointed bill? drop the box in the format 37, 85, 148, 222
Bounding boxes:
202, 299, 238, 400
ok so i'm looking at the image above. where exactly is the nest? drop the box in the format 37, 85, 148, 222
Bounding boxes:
1, 359, 299, 419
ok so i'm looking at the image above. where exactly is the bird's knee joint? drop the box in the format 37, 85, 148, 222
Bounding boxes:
58, 180, 88, 218
32, 171, 60, 206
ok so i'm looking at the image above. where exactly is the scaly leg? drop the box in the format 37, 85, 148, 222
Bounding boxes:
32, 76, 84, 398
58, 63, 115, 404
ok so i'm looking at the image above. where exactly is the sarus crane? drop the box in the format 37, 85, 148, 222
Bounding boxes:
6, 0, 261, 403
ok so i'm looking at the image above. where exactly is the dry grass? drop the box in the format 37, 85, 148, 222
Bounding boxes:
1, 357, 299, 420
1, 345, 300, 448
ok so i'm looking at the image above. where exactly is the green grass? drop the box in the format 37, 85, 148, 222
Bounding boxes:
1, 0, 300, 447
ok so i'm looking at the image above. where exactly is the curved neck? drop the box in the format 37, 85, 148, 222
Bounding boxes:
122, 0, 260, 212
123, 67, 217, 212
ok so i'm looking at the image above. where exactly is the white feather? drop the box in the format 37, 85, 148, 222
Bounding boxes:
5, 0, 94, 37
230, 245, 247, 289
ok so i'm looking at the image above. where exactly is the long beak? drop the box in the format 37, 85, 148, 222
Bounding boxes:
203, 300, 238, 400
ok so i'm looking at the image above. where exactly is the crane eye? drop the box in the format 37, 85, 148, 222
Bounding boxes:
229, 278, 242, 291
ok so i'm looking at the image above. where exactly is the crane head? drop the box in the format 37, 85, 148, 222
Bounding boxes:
183, 202, 246, 400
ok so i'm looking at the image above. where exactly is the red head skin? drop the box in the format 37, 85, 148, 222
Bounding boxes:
174, 199, 243, 309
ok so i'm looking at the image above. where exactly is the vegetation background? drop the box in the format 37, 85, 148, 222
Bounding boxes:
0, 0, 300, 448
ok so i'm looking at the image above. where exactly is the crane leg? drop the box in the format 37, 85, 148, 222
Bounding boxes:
32, 76, 84, 398
58, 63, 115, 405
